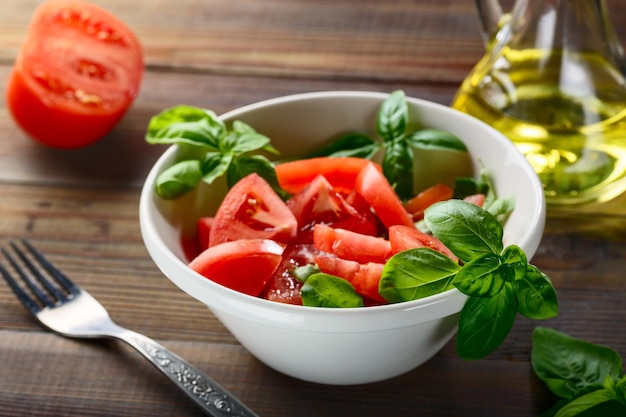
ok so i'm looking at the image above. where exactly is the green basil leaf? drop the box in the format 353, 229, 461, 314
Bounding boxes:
379, 248, 461, 303
292, 264, 320, 283
382, 139, 414, 200
155, 159, 203, 199
405, 129, 468, 152
515, 264, 558, 319
377, 90, 408, 142
453, 253, 505, 297
425, 200, 504, 263
201, 153, 232, 185
304, 133, 381, 159
301, 273, 364, 308
573, 400, 626, 417
502, 245, 528, 280
146, 105, 225, 149
532, 327, 623, 400
456, 282, 517, 360
453, 177, 489, 199
224, 125, 273, 155
227, 154, 290, 199
486, 196, 516, 224
554, 389, 617, 417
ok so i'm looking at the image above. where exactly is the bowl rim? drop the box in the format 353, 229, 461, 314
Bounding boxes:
139, 90, 546, 332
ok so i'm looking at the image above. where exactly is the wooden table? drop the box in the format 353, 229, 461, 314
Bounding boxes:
1, 1, 625, 416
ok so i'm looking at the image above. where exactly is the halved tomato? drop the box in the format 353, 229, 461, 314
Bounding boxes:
6, 0, 144, 148
388, 225, 459, 263
287, 175, 378, 242
313, 224, 391, 264
189, 239, 284, 297
355, 162, 415, 229
315, 254, 386, 303
275, 157, 375, 194
197, 217, 214, 251
404, 183, 453, 220
261, 243, 320, 305
209, 173, 298, 247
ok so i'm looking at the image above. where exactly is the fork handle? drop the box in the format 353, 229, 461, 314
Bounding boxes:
114, 328, 260, 417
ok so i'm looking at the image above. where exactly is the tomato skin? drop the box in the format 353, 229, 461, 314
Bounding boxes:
315, 255, 386, 303
388, 225, 459, 263
404, 183, 453, 220
313, 224, 392, 264
209, 173, 298, 247
275, 157, 376, 194
355, 162, 415, 229
189, 239, 284, 297
287, 175, 378, 242
6, 0, 144, 148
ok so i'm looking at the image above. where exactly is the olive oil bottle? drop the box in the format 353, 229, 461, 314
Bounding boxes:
455, 0, 626, 206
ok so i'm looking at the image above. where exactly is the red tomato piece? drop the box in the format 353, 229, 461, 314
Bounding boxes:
388, 225, 459, 263
464, 193, 486, 207
6, 0, 144, 148
209, 173, 298, 247
261, 243, 320, 305
189, 239, 284, 297
355, 162, 415, 229
315, 255, 386, 303
287, 175, 378, 242
275, 157, 376, 195
197, 217, 214, 251
313, 224, 392, 264
404, 183, 453, 220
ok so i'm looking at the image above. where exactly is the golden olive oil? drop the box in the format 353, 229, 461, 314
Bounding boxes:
453, 48, 626, 205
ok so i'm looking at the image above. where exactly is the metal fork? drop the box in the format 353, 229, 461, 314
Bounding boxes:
0, 240, 259, 417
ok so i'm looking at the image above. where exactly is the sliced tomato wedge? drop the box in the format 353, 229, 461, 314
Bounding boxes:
197, 217, 214, 251
388, 225, 459, 263
6, 0, 144, 148
189, 239, 284, 297
404, 183, 453, 220
275, 157, 376, 195
313, 224, 392, 264
261, 243, 320, 305
355, 162, 415, 229
464, 193, 486, 207
209, 173, 298, 247
315, 255, 386, 303
287, 175, 378, 242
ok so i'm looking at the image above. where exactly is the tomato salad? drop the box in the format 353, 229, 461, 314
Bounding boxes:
186, 156, 484, 306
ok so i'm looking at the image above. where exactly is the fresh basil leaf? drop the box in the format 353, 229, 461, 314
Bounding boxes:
501, 245, 528, 280
304, 133, 381, 159
301, 273, 364, 308
379, 248, 461, 303
227, 154, 289, 199
225, 130, 273, 155
486, 196, 515, 223
425, 200, 504, 263
456, 282, 517, 360
553, 389, 618, 417
515, 265, 558, 319
377, 90, 408, 142
573, 400, 626, 417
532, 327, 623, 400
453, 177, 490, 199
292, 264, 320, 283
453, 253, 506, 297
405, 129, 468, 152
201, 152, 232, 184
146, 105, 225, 149
382, 139, 414, 200
155, 159, 203, 199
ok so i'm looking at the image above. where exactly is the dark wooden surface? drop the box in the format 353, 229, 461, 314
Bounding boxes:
1, 1, 625, 416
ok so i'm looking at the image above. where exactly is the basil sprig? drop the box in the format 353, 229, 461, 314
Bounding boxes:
304, 90, 468, 200
146, 105, 285, 199
532, 327, 626, 417
380, 200, 558, 360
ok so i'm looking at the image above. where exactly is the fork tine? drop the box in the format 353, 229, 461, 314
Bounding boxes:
0, 247, 47, 313
20, 240, 78, 297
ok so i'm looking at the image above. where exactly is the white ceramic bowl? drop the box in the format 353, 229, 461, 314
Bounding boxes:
139, 91, 545, 385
